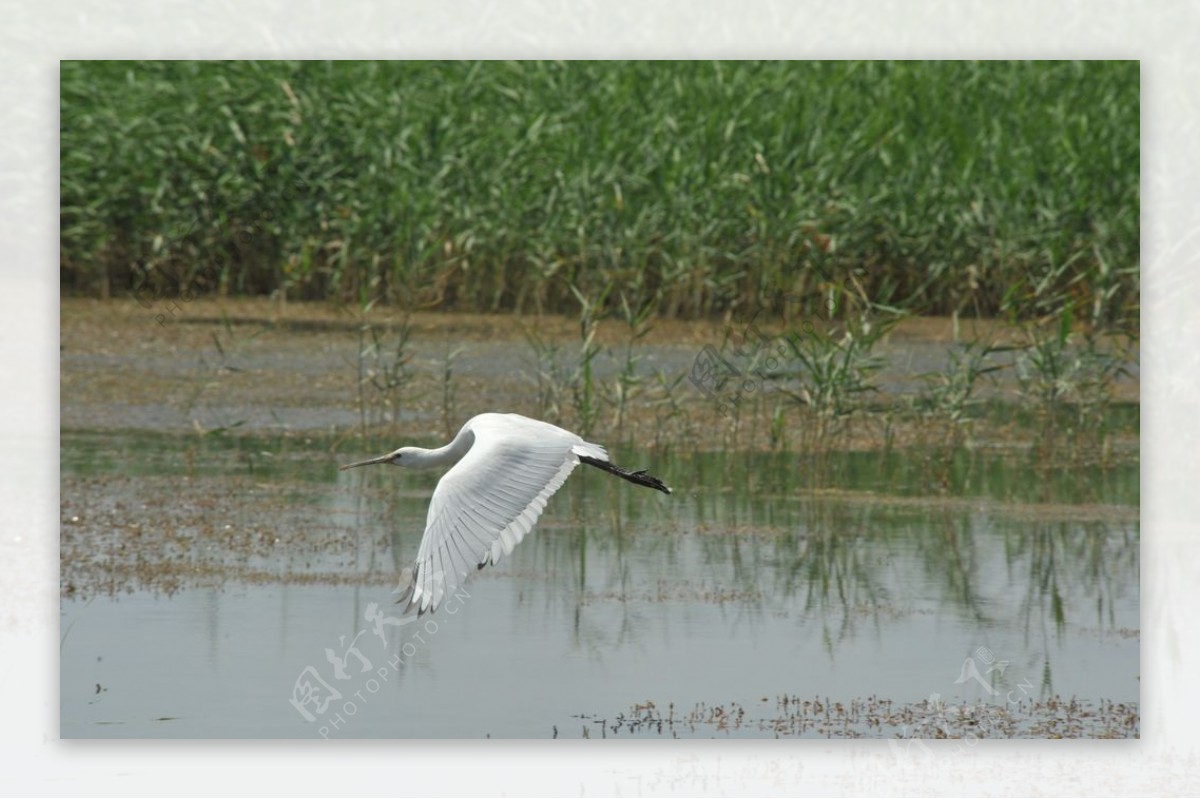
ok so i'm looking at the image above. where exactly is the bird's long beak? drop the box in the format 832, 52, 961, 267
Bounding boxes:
338, 453, 393, 471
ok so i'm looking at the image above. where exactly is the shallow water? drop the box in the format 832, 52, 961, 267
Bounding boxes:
60, 431, 1138, 738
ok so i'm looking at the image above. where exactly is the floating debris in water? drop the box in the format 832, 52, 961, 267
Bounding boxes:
571, 695, 1139, 739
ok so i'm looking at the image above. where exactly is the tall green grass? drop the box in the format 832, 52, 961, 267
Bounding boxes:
61, 60, 1139, 326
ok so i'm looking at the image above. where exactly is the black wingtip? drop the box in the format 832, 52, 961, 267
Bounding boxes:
580, 455, 673, 495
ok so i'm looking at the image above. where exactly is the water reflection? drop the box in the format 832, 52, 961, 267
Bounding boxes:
60, 432, 1138, 737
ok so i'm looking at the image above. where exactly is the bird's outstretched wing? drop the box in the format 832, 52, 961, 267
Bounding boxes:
399, 414, 601, 614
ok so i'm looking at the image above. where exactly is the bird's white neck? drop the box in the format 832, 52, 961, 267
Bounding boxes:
404, 427, 475, 469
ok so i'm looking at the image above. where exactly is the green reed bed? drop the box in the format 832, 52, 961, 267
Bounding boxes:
61, 60, 1138, 326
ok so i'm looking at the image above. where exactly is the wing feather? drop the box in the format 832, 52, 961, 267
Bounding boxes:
446, 524, 475, 578
455, 511, 494, 557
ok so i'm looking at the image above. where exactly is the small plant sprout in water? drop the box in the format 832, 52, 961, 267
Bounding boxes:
354, 307, 415, 443
648, 368, 696, 454
609, 291, 656, 444
780, 307, 901, 453
917, 339, 1017, 451
567, 281, 610, 439
438, 345, 465, 441
1015, 302, 1131, 463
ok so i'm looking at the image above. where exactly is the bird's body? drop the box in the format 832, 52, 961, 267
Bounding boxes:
340, 413, 671, 614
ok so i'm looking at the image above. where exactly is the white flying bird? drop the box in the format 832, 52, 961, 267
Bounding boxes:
340, 413, 672, 614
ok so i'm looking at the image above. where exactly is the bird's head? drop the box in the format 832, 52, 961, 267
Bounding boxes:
338, 447, 420, 471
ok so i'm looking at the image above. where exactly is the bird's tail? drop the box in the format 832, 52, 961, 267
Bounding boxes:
579, 455, 672, 495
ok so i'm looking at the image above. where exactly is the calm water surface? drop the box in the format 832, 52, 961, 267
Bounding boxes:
60, 432, 1139, 738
